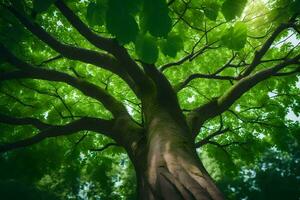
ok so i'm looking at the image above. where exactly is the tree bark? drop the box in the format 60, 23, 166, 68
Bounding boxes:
130, 110, 224, 200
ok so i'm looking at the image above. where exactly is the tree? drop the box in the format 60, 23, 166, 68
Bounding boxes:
219, 146, 300, 199
0, 0, 299, 199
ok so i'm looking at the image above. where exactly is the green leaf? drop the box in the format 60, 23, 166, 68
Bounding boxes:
203, 1, 220, 21
123, 0, 141, 14
159, 34, 183, 57
184, 9, 204, 28
289, 0, 300, 14
141, 0, 172, 37
11, 0, 25, 13
135, 34, 158, 64
106, 0, 139, 44
221, 0, 247, 21
221, 21, 247, 50
86, 2, 105, 27
33, 0, 55, 13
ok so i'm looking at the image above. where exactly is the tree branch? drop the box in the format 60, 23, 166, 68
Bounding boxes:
274, 66, 300, 76
242, 18, 296, 76
195, 128, 230, 148
3, 5, 136, 91
0, 45, 128, 117
212, 53, 237, 75
188, 54, 300, 136
54, 0, 116, 53
217, 56, 300, 111
0, 89, 34, 108
159, 42, 218, 72
142, 63, 188, 129
0, 117, 115, 153
0, 47, 145, 150
90, 143, 119, 152
54, 0, 151, 95
202, 141, 247, 148
37, 54, 63, 66
227, 109, 284, 128
175, 73, 238, 92
0, 113, 51, 130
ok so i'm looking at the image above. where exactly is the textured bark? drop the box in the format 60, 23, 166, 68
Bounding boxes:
0, 4, 299, 200
130, 110, 224, 200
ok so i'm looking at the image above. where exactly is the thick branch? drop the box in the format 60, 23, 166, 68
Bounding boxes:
1, 47, 145, 150
0, 113, 51, 130
242, 20, 295, 76
4, 5, 136, 90
54, 0, 116, 53
188, 55, 300, 136
1, 71, 127, 117
274, 66, 300, 76
142, 63, 189, 129
0, 117, 115, 153
54, 1, 150, 94
217, 56, 300, 110
0, 45, 128, 117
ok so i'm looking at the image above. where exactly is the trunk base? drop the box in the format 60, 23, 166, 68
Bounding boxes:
135, 137, 224, 200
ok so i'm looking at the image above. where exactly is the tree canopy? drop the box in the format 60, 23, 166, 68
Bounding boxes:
0, 0, 299, 199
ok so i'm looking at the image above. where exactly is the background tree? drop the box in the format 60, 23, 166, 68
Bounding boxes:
0, 0, 299, 199
218, 144, 300, 200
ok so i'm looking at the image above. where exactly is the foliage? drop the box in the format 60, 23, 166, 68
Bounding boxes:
218, 145, 300, 200
221, 22, 247, 50
0, 0, 299, 199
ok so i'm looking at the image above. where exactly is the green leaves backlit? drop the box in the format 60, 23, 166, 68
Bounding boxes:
33, 0, 56, 13
221, 22, 247, 50
86, 0, 173, 47
85, 0, 174, 63
221, 0, 247, 21
140, 0, 172, 37
84, 0, 248, 61
106, 0, 139, 44
135, 34, 158, 64
135, 33, 184, 63
159, 34, 183, 58
203, 1, 220, 21
86, 2, 105, 27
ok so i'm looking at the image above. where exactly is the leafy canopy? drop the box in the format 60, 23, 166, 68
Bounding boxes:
0, 0, 300, 199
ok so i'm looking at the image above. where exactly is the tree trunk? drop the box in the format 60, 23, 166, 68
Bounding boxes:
131, 111, 224, 200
